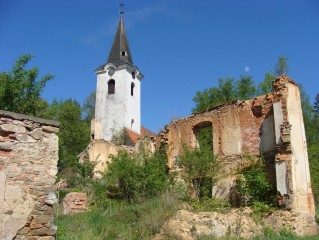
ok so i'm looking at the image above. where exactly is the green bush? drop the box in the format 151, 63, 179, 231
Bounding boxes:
105, 149, 169, 202
237, 154, 272, 206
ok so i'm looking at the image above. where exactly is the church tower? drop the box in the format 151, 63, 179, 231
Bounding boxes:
92, 9, 143, 141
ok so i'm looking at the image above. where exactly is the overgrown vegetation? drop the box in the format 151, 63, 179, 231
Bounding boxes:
0, 54, 54, 116
1, 55, 318, 239
178, 124, 218, 202
236, 154, 275, 207
56, 192, 180, 240
192, 55, 319, 210
106, 149, 169, 202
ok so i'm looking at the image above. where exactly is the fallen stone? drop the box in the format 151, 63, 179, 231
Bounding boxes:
45, 192, 58, 205
262, 210, 318, 236
153, 209, 262, 240
62, 192, 88, 215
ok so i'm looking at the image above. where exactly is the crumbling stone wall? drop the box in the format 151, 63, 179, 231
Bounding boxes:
157, 76, 317, 236
158, 89, 277, 200
78, 139, 135, 179
0, 110, 60, 240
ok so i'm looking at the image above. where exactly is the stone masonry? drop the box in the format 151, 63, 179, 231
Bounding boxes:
0, 110, 60, 240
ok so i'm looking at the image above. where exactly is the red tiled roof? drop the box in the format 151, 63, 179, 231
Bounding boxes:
124, 126, 156, 146
141, 126, 156, 138
124, 128, 140, 145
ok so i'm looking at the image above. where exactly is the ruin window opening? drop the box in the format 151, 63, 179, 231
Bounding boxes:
121, 51, 126, 56
131, 82, 135, 96
193, 121, 213, 154
192, 121, 213, 199
91, 133, 95, 140
108, 79, 115, 94
131, 119, 134, 129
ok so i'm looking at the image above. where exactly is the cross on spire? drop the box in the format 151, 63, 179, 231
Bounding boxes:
120, 1, 124, 17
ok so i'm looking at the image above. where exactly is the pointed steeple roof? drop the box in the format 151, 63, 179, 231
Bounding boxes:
107, 12, 133, 66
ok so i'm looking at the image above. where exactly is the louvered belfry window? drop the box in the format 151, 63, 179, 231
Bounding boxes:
108, 79, 115, 94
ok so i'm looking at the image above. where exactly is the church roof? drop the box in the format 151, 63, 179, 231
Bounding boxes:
107, 12, 133, 66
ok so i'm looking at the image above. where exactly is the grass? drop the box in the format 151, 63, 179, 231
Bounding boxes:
56, 191, 180, 240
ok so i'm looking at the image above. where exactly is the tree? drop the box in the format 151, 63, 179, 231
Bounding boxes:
44, 98, 91, 169
274, 55, 288, 76
83, 91, 96, 122
236, 75, 256, 100
192, 78, 237, 113
314, 93, 319, 114
0, 54, 54, 116
258, 73, 276, 95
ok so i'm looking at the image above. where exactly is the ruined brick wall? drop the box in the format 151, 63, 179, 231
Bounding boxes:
157, 76, 317, 235
158, 89, 277, 200
0, 110, 59, 240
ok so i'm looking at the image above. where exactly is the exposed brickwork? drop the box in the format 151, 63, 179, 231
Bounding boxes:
156, 75, 317, 236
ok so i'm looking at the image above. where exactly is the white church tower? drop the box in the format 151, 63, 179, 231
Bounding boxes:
92, 9, 144, 141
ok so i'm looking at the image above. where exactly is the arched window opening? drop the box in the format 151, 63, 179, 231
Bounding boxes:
132, 71, 136, 79
193, 121, 213, 153
108, 79, 115, 95
131, 82, 135, 96
131, 119, 134, 129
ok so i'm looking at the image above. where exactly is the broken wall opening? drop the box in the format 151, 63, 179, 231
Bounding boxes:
192, 121, 213, 199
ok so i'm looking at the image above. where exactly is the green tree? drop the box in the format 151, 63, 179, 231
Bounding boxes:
0, 54, 54, 116
44, 98, 91, 169
314, 93, 319, 114
258, 73, 276, 95
192, 78, 237, 113
83, 91, 96, 122
236, 75, 256, 100
303, 91, 319, 204
274, 55, 289, 76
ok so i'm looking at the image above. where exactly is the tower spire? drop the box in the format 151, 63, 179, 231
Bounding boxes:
107, 1, 133, 66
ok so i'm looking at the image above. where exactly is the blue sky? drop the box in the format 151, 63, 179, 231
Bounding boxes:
1, 0, 319, 132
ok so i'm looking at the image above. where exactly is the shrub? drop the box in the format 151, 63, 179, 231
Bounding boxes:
237, 154, 272, 206
179, 144, 218, 202
105, 149, 169, 202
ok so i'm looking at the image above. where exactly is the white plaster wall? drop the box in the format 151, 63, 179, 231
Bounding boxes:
125, 76, 141, 134
260, 114, 276, 152
287, 84, 313, 214
95, 67, 141, 141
